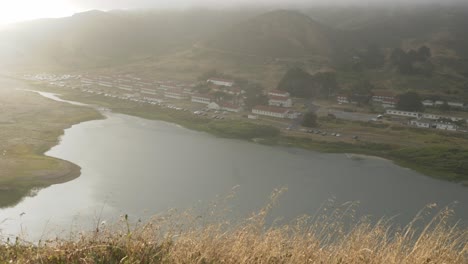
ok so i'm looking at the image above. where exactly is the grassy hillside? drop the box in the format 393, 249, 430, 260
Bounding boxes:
0, 9, 261, 70
1, 6, 468, 96
204, 10, 332, 59
0, 78, 102, 208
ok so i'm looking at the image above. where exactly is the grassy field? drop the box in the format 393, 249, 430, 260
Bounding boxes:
1, 191, 466, 263
0, 78, 102, 208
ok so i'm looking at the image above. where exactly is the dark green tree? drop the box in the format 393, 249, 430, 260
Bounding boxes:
277, 67, 315, 98
302, 112, 318, 128
397, 92, 423, 111
439, 102, 451, 111
417, 46, 431, 61
278, 68, 338, 99
244, 83, 267, 110
390, 48, 406, 65
363, 44, 385, 69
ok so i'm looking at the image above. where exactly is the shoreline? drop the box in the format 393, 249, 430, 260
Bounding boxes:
0, 77, 104, 208
23, 82, 468, 185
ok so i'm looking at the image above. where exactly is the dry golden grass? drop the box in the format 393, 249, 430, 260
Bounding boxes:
1, 189, 466, 264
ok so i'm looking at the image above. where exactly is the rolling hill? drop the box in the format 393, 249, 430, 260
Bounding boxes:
0, 5, 467, 97
0, 9, 260, 70
204, 10, 333, 59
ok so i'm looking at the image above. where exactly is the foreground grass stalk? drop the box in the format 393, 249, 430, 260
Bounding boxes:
0, 192, 466, 263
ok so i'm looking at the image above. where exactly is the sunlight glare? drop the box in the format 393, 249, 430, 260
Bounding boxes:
0, 0, 77, 25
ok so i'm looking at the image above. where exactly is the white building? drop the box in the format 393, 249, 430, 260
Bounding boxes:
268, 95, 293, 108
448, 102, 464, 108
252, 105, 289, 119
98, 81, 113, 88
381, 98, 398, 108
143, 95, 163, 103
192, 94, 213, 104
207, 102, 220, 110
164, 89, 188, 100
207, 78, 234, 87
372, 90, 396, 102
435, 122, 458, 131
268, 90, 290, 98
422, 113, 441, 120
117, 84, 133, 91
337, 95, 350, 104
410, 119, 431, 128
422, 100, 434, 107
81, 78, 95, 85
141, 88, 158, 95
386, 109, 420, 118
221, 103, 242, 113
410, 119, 459, 131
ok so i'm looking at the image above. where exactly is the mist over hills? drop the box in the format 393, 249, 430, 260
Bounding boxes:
0, 9, 260, 70
0, 4, 468, 94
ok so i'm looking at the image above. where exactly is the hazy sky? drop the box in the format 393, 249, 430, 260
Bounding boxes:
0, 0, 464, 25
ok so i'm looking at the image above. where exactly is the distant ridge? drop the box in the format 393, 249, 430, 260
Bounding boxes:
204, 10, 332, 59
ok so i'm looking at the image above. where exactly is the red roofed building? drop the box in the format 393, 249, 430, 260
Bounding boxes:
252, 105, 289, 119
372, 90, 396, 103
268, 95, 293, 107
191, 94, 214, 104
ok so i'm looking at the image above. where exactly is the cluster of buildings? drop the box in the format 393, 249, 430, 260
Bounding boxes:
422, 100, 466, 109
25, 73, 303, 120
385, 109, 465, 131
79, 75, 248, 113
337, 90, 467, 110
81, 75, 196, 101
251, 90, 299, 119
337, 90, 399, 108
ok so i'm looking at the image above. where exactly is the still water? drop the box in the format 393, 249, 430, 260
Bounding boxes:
0, 98, 467, 241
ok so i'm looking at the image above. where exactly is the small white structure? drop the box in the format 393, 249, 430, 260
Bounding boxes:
221, 103, 242, 113
435, 122, 458, 131
422, 113, 441, 120
207, 102, 220, 110
448, 102, 464, 108
268, 95, 293, 108
191, 94, 213, 104
422, 100, 434, 107
207, 78, 234, 87
287, 111, 301, 119
386, 109, 420, 118
372, 90, 396, 102
141, 88, 158, 95
252, 105, 289, 119
98, 81, 113, 88
410, 119, 431, 128
164, 89, 188, 100
268, 90, 290, 98
117, 84, 133, 91
381, 98, 398, 108
81, 78, 95, 85
248, 115, 258, 120
337, 95, 350, 104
